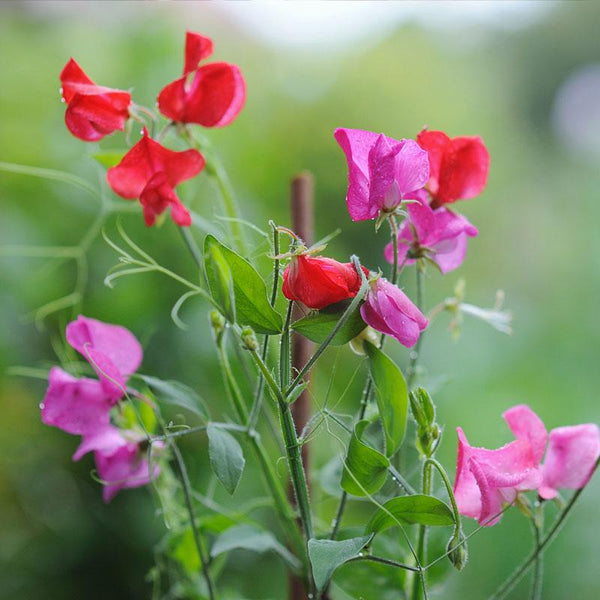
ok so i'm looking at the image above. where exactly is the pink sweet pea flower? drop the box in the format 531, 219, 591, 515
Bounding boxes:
106, 128, 205, 227
539, 425, 600, 500
41, 367, 113, 436
360, 277, 428, 348
59, 58, 131, 142
66, 315, 143, 402
454, 404, 600, 526
158, 31, 246, 128
454, 405, 545, 526
334, 128, 429, 222
383, 199, 478, 274
72, 426, 161, 502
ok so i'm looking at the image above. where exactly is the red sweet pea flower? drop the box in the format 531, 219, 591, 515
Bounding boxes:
417, 129, 490, 208
59, 58, 131, 142
282, 254, 368, 310
107, 129, 205, 227
158, 31, 246, 127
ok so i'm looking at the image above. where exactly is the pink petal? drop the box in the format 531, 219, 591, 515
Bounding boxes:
540, 424, 600, 499
503, 404, 548, 465
394, 139, 430, 197
73, 425, 126, 461
41, 367, 112, 436
66, 315, 143, 379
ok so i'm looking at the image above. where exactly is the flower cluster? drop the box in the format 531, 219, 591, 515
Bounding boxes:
60, 31, 245, 227
454, 404, 600, 525
41, 316, 160, 501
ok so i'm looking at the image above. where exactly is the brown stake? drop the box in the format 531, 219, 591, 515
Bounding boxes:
289, 172, 315, 600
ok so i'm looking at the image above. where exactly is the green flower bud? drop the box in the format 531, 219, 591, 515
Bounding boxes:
447, 530, 468, 571
240, 326, 258, 351
209, 310, 226, 344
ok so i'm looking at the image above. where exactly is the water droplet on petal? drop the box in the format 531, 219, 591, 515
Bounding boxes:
39, 402, 45, 409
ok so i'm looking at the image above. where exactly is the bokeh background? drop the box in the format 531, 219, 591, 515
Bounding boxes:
1, 1, 599, 599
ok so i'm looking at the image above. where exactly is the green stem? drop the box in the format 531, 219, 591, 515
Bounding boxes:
347, 554, 420, 572
170, 442, 216, 600
217, 342, 305, 560
424, 458, 461, 528
280, 300, 293, 389
489, 458, 599, 600
408, 263, 425, 388
410, 459, 433, 600
178, 226, 203, 269
529, 507, 543, 600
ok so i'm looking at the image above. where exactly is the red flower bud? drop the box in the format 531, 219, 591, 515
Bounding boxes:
59, 58, 131, 142
417, 129, 489, 208
282, 254, 368, 310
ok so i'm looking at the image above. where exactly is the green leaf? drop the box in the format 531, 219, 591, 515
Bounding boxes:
366, 495, 455, 536
292, 305, 367, 345
308, 535, 372, 592
207, 424, 245, 495
204, 235, 282, 334
171, 528, 201, 574
204, 236, 236, 322
341, 421, 390, 496
92, 150, 126, 169
137, 374, 209, 421
211, 524, 300, 569
365, 342, 408, 457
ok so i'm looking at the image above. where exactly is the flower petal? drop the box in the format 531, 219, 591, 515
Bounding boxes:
183, 31, 214, 75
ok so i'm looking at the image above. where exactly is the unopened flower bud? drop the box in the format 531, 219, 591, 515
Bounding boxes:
240, 326, 258, 351
209, 310, 226, 343
447, 530, 468, 571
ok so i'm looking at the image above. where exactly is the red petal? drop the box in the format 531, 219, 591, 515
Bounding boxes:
65, 92, 130, 142
437, 136, 489, 204
157, 76, 188, 123
184, 31, 214, 75
107, 129, 205, 199
416, 129, 451, 199
181, 62, 246, 127
60, 58, 95, 102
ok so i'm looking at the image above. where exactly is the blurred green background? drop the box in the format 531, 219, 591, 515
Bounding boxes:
1, 1, 599, 599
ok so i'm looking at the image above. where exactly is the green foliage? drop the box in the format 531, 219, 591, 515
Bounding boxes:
211, 524, 300, 569
341, 420, 390, 496
291, 304, 367, 345
308, 535, 372, 592
365, 341, 408, 457
204, 235, 282, 334
366, 495, 455, 535
207, 424, 245, 495
409, 387, 440, 458
92, 150, 127, 169
137, 374, 209, 421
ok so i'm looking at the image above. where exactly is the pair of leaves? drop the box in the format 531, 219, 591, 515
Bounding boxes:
207, 424, 245, 495
204, 235, 282, 334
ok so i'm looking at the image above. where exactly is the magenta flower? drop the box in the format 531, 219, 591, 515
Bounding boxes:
66, 315, 143, 401
383, 199, 478, 274
334, 128, 429, 222
539, 425, 600, 500
454, 404, 600, 526
360, 277, 428, 348
72, 426, 161, 502
41, 367, 112, 436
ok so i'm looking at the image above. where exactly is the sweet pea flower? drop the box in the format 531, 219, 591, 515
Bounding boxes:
282, 254, 368, 310
59, 58, 131, 142
66, 315, 143, 402
454, 405, 600, 526
107, 128, 205, 227
72, 425, 161, 502
334, 128, 430, 222
416, 129, 489, 208
383, 199, 478, 274
360, 277, 428, 348
158, 31, 246, 127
